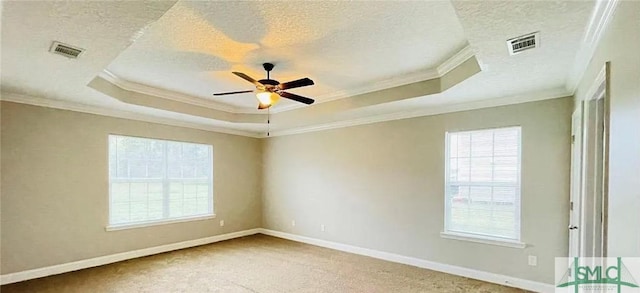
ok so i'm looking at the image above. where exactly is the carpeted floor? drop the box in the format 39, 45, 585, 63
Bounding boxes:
1, 234, 529, 292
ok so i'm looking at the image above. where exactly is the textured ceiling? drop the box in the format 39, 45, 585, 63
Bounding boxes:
316, 0, 596, 128
0, 1, 176, 107
0, 1, 266, 135
1, 0, 598, 136
441, 0, 594, 102
105, 0, 468, 109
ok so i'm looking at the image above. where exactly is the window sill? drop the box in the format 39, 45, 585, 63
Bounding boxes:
440, 231, 526, 249
106, 214, 216, 231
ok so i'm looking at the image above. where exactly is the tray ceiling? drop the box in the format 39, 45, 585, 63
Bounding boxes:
1, 0, 599, 137
104, 1, 468, 111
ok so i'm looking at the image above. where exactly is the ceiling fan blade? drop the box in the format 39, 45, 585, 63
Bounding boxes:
277, 78, 314, 90
278, 91, 315, 105
213, 90, 253, 96
233, 72, 264, 88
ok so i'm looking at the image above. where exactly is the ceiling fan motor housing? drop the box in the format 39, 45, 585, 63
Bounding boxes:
258, 79, 280, 86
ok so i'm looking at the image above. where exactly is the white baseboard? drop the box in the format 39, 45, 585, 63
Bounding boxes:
0, 228, 261, 285
258, 229, 555, 293
1, 228, 554, 292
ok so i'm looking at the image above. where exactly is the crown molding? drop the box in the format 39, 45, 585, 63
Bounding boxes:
0, 86, 569, 140
99, 45, 475, 116
303, 68, 441, 105
437, 45, 475, 76
582, 62, 607, 102
271, 45, 475, 114
268, 87, 570, 137
1, 45, 480, 139
0, 92, 263, 138
100, 70, 259, 114
566, 0, 619, 94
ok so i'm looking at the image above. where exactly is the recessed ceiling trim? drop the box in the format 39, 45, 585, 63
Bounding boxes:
88, 76, 265, 123
566, 0, 620, 94
93, 52, 480, 130
99, 70, 259, 114
436, 45, 475, 76
0, 92, 263, 138
271, 45, 475, 114
100, 46, 474, 115
270, 68, 441, 114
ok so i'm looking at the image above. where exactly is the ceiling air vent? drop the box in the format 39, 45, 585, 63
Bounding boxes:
507, 32, 539, 55
49, 41, 84, 59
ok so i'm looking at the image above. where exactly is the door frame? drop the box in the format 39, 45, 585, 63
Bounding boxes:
570, 62, 610, 258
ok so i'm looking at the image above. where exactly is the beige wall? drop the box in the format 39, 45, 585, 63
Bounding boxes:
0, 102, 263, 274
0, 96, 575, 284
262, 97, 573, 284
574, 1, 640, 257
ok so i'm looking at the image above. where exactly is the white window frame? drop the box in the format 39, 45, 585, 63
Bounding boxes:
106, 135, 214, 231
441, 126, 525, 248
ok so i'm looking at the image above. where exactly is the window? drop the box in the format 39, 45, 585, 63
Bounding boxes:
108, 135, 213, 229
444, 127, 522, 243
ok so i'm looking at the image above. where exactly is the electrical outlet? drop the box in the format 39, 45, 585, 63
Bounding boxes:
320, 224, 325, 232
528, 255, 537, 266
291, 220, 296, 227
219, 220, 225, 227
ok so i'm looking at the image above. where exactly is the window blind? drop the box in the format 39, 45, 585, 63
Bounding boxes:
445, 127, 521, 240
108, 135, 213, 227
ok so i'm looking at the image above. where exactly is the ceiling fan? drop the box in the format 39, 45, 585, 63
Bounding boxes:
213, 63, 315, 109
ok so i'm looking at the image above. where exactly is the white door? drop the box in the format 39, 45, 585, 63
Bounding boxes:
569, 105, 583, 258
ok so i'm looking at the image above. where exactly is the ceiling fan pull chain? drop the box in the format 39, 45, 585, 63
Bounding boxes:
267, 107, 270, 137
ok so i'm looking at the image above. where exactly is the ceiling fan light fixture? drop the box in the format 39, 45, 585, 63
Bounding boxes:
256, 91, 280, 106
